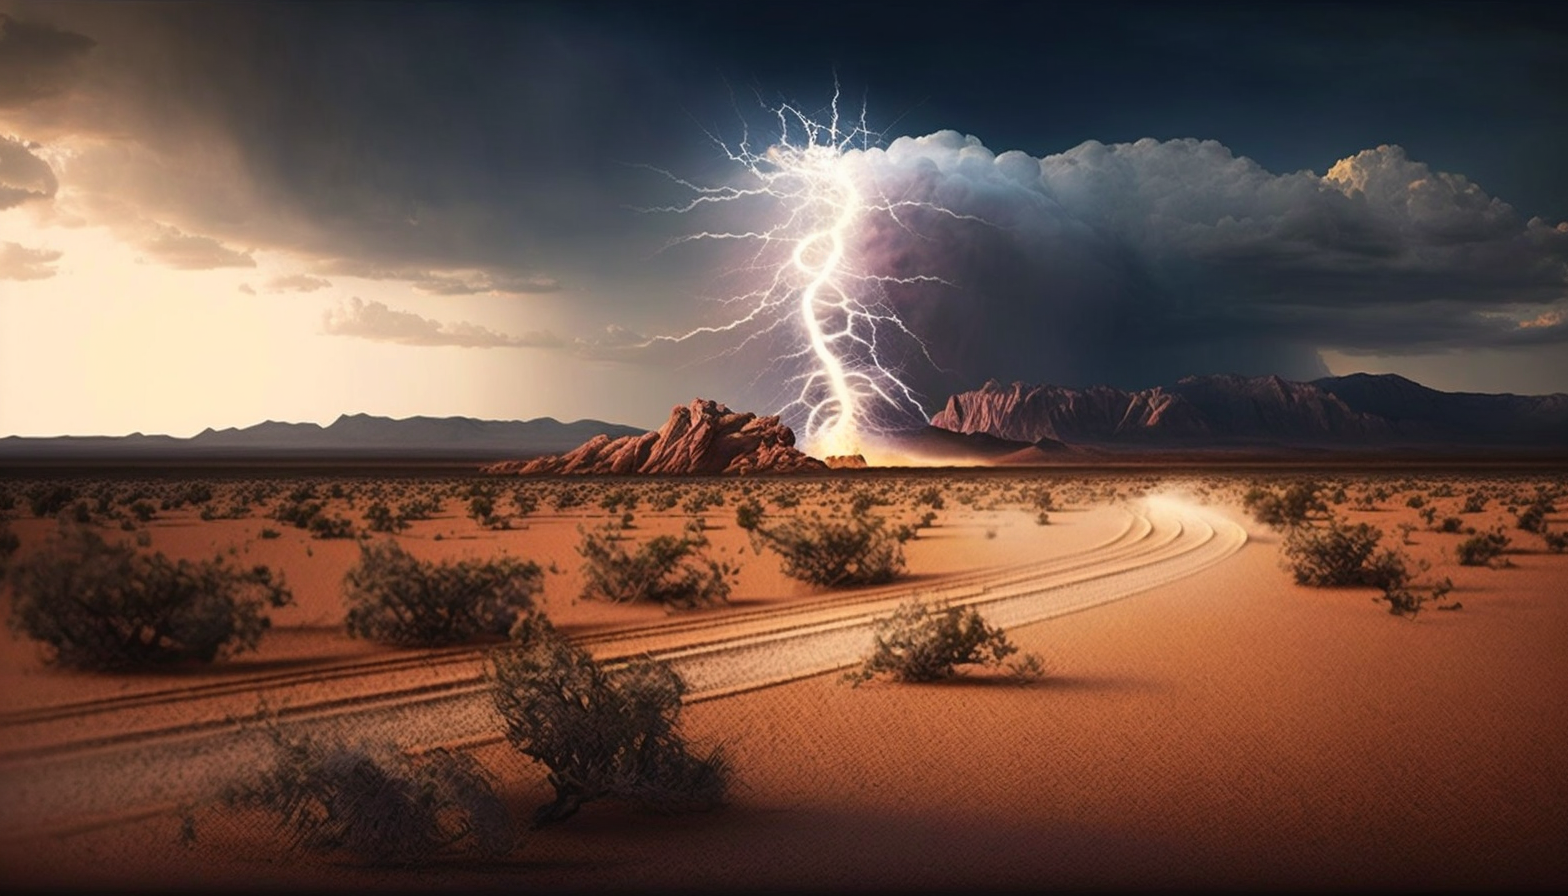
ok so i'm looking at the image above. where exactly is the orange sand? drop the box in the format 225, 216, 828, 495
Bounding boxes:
2, 471, 1565, 891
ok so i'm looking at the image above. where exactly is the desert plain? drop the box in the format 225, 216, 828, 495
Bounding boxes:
0, 465, 1564, 893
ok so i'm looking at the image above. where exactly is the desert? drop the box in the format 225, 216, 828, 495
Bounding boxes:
1, 465, 1564, 892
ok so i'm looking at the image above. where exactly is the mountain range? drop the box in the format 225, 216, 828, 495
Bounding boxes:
4, 373, 1565, 466
0, 414, 645, 462
926, 373, 1568, 452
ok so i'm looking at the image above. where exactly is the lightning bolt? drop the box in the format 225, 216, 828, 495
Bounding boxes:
637, 85, 973, 459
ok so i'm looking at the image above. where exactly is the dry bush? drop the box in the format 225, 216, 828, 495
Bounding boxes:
488, 616, 730, 825
576, 522, 733, 609
1282, 515, 1454, 618
1456, 528, 1510, 567
191, 722, 515, 865
845, 598, 1043, 685
343, 539, 543, 646
1243, 480, 1326, 530
748, 510, 907, 588
7, 524, 292, 670
1281, 518, 1382, 586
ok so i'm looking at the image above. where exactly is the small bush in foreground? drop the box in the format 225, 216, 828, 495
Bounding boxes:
6, 524, 292, 670
749, 510, 907, 588
192, 722, 514, 865
576, 522, 733, 609
488, 616, 730, 825
343, 540, 543, 646
845, 598, 1044, 685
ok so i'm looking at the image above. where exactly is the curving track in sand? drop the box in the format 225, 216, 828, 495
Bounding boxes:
0, 497, 1245, 841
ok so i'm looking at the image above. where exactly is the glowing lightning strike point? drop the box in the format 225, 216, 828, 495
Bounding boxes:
791, 145, 861, 457
637, 86, 965, 459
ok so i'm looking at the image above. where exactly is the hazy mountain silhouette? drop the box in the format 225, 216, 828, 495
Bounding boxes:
0, 414, 645, 462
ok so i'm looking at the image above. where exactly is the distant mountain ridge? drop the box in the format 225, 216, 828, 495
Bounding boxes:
0, 413, 646, 461
930, 373, 1568, 449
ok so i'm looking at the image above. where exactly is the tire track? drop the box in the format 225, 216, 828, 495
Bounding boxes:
0, 499, 1244, 842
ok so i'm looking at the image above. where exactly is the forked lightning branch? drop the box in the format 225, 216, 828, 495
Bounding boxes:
641, 90, 966, 458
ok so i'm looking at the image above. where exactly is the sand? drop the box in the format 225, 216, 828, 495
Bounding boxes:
1, 470, 1565, 891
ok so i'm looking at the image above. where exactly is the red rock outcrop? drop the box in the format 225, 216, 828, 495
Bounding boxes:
483, 399, 828, 475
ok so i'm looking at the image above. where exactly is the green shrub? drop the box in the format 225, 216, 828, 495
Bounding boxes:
488, 616, 730, 825
7, 525, 292, 670
845, 598, 1044, 685
343, 540, 543, 646
194, 722, 515, 865
748, 510, 907, 588
576, 523, 732, 609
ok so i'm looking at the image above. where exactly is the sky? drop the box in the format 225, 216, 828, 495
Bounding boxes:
1, 0, 1566, 439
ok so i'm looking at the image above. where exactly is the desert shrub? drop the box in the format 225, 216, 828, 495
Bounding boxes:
488, 616, 731, 825
734, 498, 765, 532
0, 520, 19, 574
363, 502, 407, 533
342, 540, 543, 646
27, 483, 76, 518
259, 527, 282, 539
6, 525, 292, 670
308, 514, 355, 539
1456, 529, 1510, 567
511, 490, 539, 516
1281, 518, 1382, 586
1516, 498, 1552, 534
195, 722, 514, 864
1460, 493, 1487, 514
1543, 529, 1568, 553
1438, 516, 1464, 533
916, 485, 945, 510
576, 523, 732, 609
845, 598, 1044, 685
1243, 481, 1325, 530
1418, 506, 1438, 526
272, 499, 324, 529
1405, 494, 1426, 509
398, 497, 439, 521
748, 510, 907, 588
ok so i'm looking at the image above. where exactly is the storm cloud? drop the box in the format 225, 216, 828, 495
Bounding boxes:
804, 133, 1568, 396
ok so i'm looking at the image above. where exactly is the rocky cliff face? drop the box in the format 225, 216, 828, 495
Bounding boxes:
483, 399, 828, 475
930, 375, 1405, 446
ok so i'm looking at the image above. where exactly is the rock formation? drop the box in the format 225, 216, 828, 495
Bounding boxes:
482, 399, 829, 475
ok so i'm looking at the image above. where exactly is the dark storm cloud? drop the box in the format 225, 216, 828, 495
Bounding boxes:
0, 12, 95, 108
4, 0, 1566, 401
823, 133, 1568, 395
